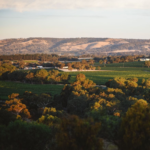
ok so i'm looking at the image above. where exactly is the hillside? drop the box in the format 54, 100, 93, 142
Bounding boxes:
0, 38, 150, 55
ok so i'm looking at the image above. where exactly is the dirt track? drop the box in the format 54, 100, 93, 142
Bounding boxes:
58, 68, 111, 72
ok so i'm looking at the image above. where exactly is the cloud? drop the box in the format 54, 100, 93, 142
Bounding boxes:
0, 0, 150, 11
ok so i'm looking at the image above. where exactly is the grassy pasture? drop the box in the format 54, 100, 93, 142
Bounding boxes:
67, 67, 150, 85
0, 81, 64, 100
1, 61, 150, 100
95, 61, 145, 67
23, 60, 39, 63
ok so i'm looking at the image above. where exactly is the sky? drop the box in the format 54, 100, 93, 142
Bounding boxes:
0, 0, 150, 39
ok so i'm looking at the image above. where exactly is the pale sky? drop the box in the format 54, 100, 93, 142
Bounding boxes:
0, 0, 150, 39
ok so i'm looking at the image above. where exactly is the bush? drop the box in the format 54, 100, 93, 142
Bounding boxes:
87, 109, 121, 142
0, 120, 52, 150
55, 115, 103, 150
0, 109, 16, 126
119, 100, 150, 150
35, 69, 48, 81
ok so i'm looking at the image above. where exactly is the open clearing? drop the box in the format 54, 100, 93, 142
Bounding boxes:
0, 81, 64, 100
66, 66, 150, 85
1, 61, 150, 100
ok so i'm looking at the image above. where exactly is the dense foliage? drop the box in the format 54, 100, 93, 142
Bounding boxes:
1, 72, 150, 149
0, 68, 69, 84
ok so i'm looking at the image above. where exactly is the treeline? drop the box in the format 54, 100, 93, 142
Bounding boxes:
0, 61, 70, 84
97, 55, 146, 64
0, 54, 59, 62
0, 54, 148, 63
1, 74, 150, 149
67, 59, 98, 70
0, 68, 69, 84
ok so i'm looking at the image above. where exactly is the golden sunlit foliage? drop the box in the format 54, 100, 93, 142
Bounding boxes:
120, 100, 150, 150
4, 93, 31, 119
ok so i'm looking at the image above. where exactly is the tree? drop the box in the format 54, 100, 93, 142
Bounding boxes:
55, 115, 103, 150
8, 93, 19, 99
99, 60, 103, 64
141, 78, 145, 87
145, 78, 150, 88
76, 73, 86, 81
0, 109, 16, 126
81, 59, 87, 64
67, 63, 72, 68
25, 72, 34, 82
144, 61, 150, 68
37, 107, 65, 127
119, 100, 150, 150
60, 63, 65, 69
23, 92, 53, 109
4, 98, 31, 119
97, 66, 101, 70
89, 59, 94, 65
103, 59, 107, 67
67, 96, 88, 117
19, 61, 26, 69
60, 73, 69, 81
0, 120, 52, 150
35, 69, 48, 81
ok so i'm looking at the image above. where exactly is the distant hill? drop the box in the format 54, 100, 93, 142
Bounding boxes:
0, 38, 150, 56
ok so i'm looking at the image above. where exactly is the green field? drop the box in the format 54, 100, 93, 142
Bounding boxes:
0, 81, 64, 100
67, 67, 150, 85
23, 60, 39, 63
1, 61, 150, 100
95, 61, 145, 67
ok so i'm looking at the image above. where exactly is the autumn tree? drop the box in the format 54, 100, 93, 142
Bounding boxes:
119, 100, 150, 150
25, 72, 34, 82
145, 78, 150, 88
76, 73, 86, 81
8, 93, 19, 99
4, 98, 31, 119
89, 59, 94, 64
19, 61, 26, 69
99, 60, 103, 64
35, 69, 48, 81
97, 66, 101, 70
67, 63, 72, 68
37, 107, 65, 127
145, 61, 150, 68
81, 59, 87, 64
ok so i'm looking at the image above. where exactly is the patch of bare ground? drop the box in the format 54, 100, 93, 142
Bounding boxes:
61, 43, 90, 51
143, 45, 150, 49
103, 139, 118, 150
16, 39, 49, 46
60, 41, 110, 51
91, 41, 110, 48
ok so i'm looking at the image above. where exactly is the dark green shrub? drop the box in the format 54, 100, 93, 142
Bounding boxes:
0, 120, 52, 150
0, 109, 16, 126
